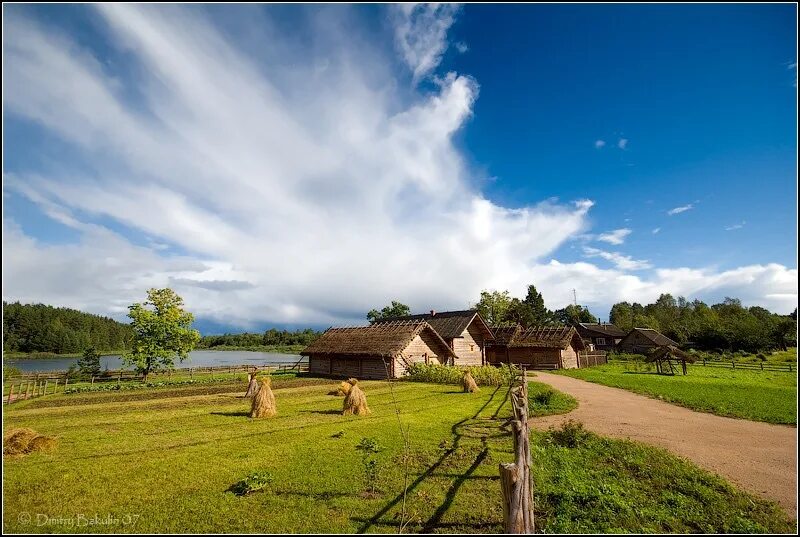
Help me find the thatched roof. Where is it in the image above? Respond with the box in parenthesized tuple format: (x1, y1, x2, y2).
(646, 345, 695, 363)
(576, 322, 626, 338)
(626, 328, 680, 347)
(301, 321, 456, 359)
(489, 324, 585, 351)
(373, 309, 494, 341)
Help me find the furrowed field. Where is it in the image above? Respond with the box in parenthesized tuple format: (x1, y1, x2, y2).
(555, 362, 797, 425)
(2, 377, 792, 533)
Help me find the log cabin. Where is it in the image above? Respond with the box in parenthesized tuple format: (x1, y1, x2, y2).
(574, 322, 626, 351)
(617, 327, 679, 353)
(486, 324, 586, 369)
(300, 320, 457, 379)
(372, 309, 494, 366)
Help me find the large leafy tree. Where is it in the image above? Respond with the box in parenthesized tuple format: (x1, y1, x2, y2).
(367, 301, 411, 322)
(552, 304, 596, 325)
(124, 288, 200, 381)
(473, 290, 512, 326)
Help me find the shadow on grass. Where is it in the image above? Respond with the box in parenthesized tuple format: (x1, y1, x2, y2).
(210, 411, 250, 417)
(300, 409, 343, 415)
(356, 384, 510, 534)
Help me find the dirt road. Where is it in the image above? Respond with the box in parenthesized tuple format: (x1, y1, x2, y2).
(528, 372, 798, 520)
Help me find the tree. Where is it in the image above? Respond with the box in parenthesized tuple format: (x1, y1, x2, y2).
(473, 290, 512, 326)
(552, 304, 596, 325)
(77, 346, 102, 378)
(523, 285, 553, 325)
(124, 288, 200, 381)
(367, 301, 411, 322)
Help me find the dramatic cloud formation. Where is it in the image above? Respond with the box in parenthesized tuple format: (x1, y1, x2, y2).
(667, 203, 695, 215)
(2, 4, 797, 328)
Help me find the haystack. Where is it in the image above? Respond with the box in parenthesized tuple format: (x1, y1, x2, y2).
(244, 372, 260, 398)
(250, 377, 277, 418)
(328, 379, 354, 396)
(462, 371, 479, 393)
(342, 379, 370, 416)
(4, 428, 57, 456)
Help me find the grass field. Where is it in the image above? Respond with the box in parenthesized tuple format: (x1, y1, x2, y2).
(2, 377, 792, 533)
(555, 363, 797, 425)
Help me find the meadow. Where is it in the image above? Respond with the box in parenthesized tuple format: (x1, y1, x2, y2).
(2, 377, 792, 533)
(556, 362, 797, 425)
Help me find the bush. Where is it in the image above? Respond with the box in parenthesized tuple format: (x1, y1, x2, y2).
(3, 366, 21, 381)
(228, 471, 273, 496)
(546, 420, 591, 448)
(404, 363, 518, 386)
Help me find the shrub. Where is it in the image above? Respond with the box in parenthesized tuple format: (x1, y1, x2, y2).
(228, 471, 273, 496)
(404, 363, 518, 386)
(546, 420, 591, 448)
(3, 366, 21, 381)
(355, 437, 384, 495)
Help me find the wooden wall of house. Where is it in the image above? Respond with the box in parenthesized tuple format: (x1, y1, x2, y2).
(307, 354, 392, 380)
(619, 332, 658, 353)
(560, 345, 579, 369)
(309, 355, 330, 375)
(504, 347, 561, 367)
(452, 324, 485, 365)
(396, 333, 445, 377)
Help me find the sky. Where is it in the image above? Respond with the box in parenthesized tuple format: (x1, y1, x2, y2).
(2, 3, 797, 333)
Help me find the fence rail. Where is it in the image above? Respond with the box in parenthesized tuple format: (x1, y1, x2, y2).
(3, 361, 309, 404)
(608, 356, 794, 372)
(578, 351, 607, 368)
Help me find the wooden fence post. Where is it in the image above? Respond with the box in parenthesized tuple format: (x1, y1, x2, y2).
(91, 376, 95, 385)
(43, 379, 49, 396)
(499, 366, 534, 533)
(25, 381, 31, 399)
(64, 377, 69, 393)
(53, 379, 59, 394)
(7, 384, 14, 404)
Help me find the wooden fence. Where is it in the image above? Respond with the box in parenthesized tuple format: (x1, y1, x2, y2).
(3, 361, 309, 404)
(578, 351, 607, 368)
(608, 356, 794, 372)
(499, 366, 534, 533)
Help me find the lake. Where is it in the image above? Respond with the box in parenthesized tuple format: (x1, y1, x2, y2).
(4, 350, 305, 373)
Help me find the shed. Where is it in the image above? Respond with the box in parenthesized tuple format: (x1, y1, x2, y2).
(486, 325, 586, 369)
(575, 322, 626, 351)
(618, 328, 679, 353)
(301, 321, 457, 379)
(646, 345, 696, 375)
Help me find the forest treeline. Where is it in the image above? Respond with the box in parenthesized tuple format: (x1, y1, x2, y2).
(610, 295, 797, 352)
(2, 301, 133, 354)
(197, 328, 321, 349)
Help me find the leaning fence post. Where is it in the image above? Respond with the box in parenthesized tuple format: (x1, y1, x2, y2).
(64, 377, 69, 393)
(43, 379, 49, 396)
(7, 384, 14, 404)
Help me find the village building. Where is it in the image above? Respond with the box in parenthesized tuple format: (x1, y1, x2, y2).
(372, 309, 494, 366)
(301, 321, 457, 379)
(617, 327, 680, 353)
(574, 322, 626, 351)
(486, 324, 587, 369)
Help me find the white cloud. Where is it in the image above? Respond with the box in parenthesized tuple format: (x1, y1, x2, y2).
(596, 228, 631, 245)
(667, 203, 695, 215)
(617, 138, 628, 149)
(582, 247, 652, 271)
(594, 139, 606, 149)
(652, 227, 661, 234)
(391, 3, 461, 83)
(455, 41, 469, 54)
(789, 62, 797, 88)
(2, 4, 797, 330)
(725, 221, 746, 231)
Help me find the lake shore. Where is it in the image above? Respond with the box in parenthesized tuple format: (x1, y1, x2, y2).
(3, 345, 305, 360)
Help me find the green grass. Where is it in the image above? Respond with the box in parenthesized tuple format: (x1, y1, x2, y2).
(556, 363, 797, 425)
(3, 378, 792, 533)
(528, 381, 578, 417)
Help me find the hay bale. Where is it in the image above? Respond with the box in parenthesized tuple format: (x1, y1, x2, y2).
(250, 377, 277, 418)
(462, 371, 479, 393)
(342, 379, 370, 416)
(328, 380, 354, 396)
(244, 372, 260, 398)
(4, 428, 56, 456)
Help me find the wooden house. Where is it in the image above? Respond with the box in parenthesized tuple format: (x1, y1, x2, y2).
(575, 322, 626, 351)
(300, 321, 456, 379)
(617, 328, 679, 353)
(372, 310, 494, 366)
(486, 325, 586, 369)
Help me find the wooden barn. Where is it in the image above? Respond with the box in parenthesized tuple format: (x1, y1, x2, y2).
(617, 328, 680, 353)
(486, 325, 586, 369)
(372, 310, 494, 366)
(300, 321, 457, 379)
(575, 322, 626, 351)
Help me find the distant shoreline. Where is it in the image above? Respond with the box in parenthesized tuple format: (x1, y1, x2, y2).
(4, 345, 305, 361)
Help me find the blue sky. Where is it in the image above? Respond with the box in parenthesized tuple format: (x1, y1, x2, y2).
(2, 4, 797, 332)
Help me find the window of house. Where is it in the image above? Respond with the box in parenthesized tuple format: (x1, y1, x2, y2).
(596, 337, 606, 346)
(470, 344, 475, 352)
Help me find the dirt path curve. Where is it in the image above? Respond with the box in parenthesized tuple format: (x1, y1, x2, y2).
(528, 372, 797, 520)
